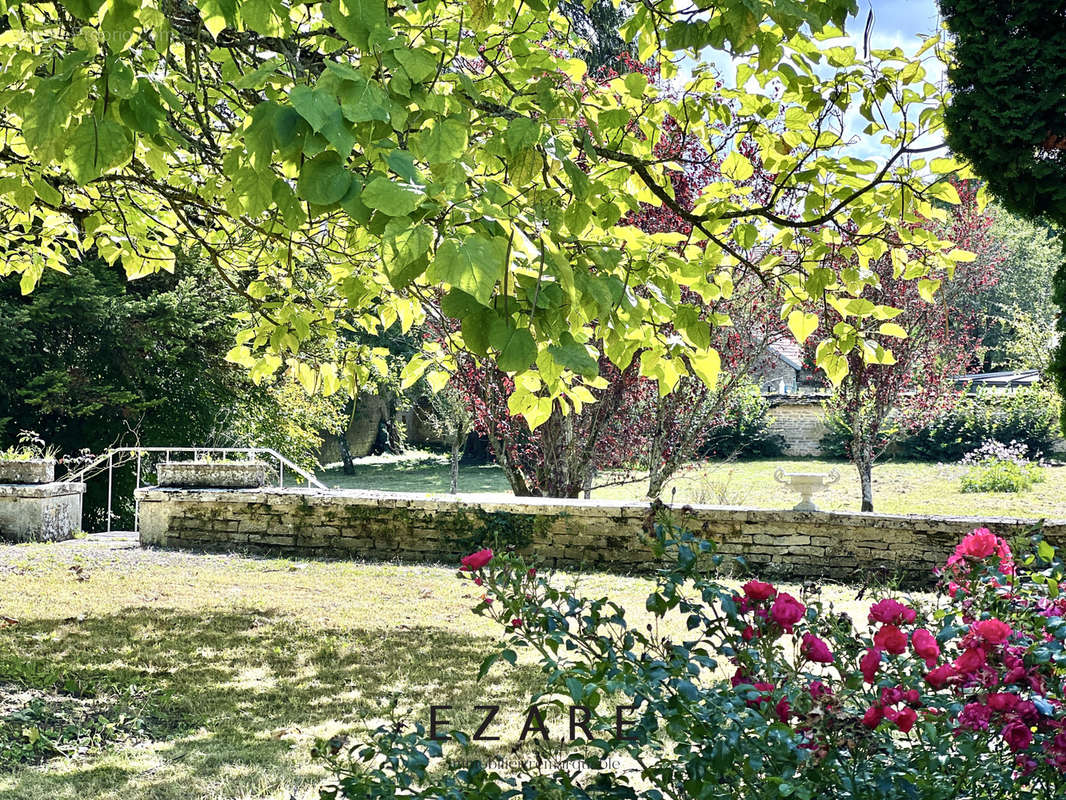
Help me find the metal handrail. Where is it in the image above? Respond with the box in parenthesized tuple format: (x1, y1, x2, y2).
(61, 446, 327, 533)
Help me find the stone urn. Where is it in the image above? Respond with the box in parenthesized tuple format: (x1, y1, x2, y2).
(0, 458, 56, 484)
(156, 460, 269, 489)
(774, 468, 840, 511)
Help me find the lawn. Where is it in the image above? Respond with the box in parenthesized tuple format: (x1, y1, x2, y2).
(0, 537, 896, 800)
(320, 454, 1066, 519)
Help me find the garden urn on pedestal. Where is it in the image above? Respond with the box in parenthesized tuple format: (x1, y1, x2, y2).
(774, 469, 840, 511)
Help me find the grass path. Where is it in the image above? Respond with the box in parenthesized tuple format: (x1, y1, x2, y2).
(0, 536, 895, 800)
(320, 454, 1066, 519)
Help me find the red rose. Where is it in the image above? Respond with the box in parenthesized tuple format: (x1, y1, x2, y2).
(868, 599, 917, 626)
(925, 664, 955, 689)
(770, 593, 805, 632)
(860, 648, 882, 684)
(953, 647, 987, 675)
(742, 580, 777, 602)
(972, 618, 1012, 645)
(988, 693, 1020, 713)
(911, 628, 940, 667)
(862, 705, 884, 728)
(511, 618, 523, 627)
(461, 548, 494, 571)
(874, 624, 908, 655)
(800, 633, 835, 664)
(1002, 719, 1033, 752)
(895, 707, 918, 734)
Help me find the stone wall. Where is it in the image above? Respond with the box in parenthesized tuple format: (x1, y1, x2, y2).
(767, 395, 829, 457)
(0, 482, 85, 542)
(135, 487, 1066, 586)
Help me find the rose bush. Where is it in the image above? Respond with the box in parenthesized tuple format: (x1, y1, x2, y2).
(318, 523, 1066, 800)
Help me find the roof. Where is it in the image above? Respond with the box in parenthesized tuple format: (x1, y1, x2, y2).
(767, 338, 804, 371)
(952, 370, 1043, 387)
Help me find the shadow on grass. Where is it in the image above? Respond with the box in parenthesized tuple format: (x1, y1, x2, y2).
(1, 608, 544, 800)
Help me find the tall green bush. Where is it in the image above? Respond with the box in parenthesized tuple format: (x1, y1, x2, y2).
(698, 384, 785, 460)
(896, 387, 1061, 462)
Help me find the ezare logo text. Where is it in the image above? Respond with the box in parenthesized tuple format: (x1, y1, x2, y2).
(426, 702, 641, 743)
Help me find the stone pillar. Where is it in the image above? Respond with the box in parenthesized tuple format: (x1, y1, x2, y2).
(0, 481, 86, 542)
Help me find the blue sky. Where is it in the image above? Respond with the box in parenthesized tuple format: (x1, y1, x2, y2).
(866, 0, 941, 45)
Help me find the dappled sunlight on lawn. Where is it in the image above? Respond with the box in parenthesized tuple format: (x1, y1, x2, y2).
(321, 453, 1066, 519)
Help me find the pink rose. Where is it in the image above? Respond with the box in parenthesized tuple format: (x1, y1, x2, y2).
(972, 618, 1012, 645)
(742, 580, 777, 602)
(868, 599, 917, 626)
(874, 624, 908, 655)
(911, 628, 940, 667)
(769, 593, 805, 632)
(960, 529, 998, 559)
(461, 548, 494, 571)
(954, 647, 987, 675)
(800, 633, 835, 664)
(860, 648, 882, 684)
(925, 664, 955, 689)
(1002, 719, 1033, 752)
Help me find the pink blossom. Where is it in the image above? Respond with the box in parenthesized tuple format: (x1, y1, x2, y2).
(972, 618, 1012, 645)
(460, 549, 494, 571)
(925, 664, 955, 689)
(911, 628, 940, 667)
(868, 598, 917, 626)
(874, 624, 908, 655)
(800, 633, 835, 664)
(987, 693, 1020, 713)
(860, 648, 882, 684)
(954, 647, 987, 675)
(769, 593, 805, 632)
(742, 580, 776, 602)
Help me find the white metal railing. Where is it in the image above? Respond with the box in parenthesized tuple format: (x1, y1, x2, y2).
(63, 447, 327, 533)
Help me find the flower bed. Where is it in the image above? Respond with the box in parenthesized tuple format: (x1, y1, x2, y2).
(318, 522, 1066, 799)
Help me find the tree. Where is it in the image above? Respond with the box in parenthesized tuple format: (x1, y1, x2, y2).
(804, 183, 1000, 511)
(0, 255, 345, 526)
(940, 0, 1066, 428)
(1, 0, 971, 433)
(418, 383, 474, 494)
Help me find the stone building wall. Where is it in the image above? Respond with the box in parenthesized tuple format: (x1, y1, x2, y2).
(766, 395, 829, 457)
(135, 487, 1066, 586)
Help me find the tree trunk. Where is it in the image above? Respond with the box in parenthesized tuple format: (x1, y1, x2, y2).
(449, 440, 460, 494)
(857, 458, 874, 512)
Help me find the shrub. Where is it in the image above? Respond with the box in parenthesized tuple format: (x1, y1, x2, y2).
(897, 387, 1062, 462)
(318, 522, 1066, 799)
(960, 440, 1046, 494)
(698, 384, 786, 459)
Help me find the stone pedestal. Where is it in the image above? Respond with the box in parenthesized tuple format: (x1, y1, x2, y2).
(0, 481, 86, 542)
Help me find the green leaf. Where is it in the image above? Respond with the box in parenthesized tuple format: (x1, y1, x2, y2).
(878, 322, 907, 338)
(548, 333, 598, 377)
(361, 176, 420, 216)
(394, 48, 438, 83)
(429, 236, 507, 306)
(327, 0, 388, 50)
(492, 323, 537, 372)
(787, 310, 818, 344)
(383, 221, 433, 289)
(296, 151, 352, 205)
(334, 72, 391, 123)
(410, 117, 469, 164)
(65, 117, 134, 185)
